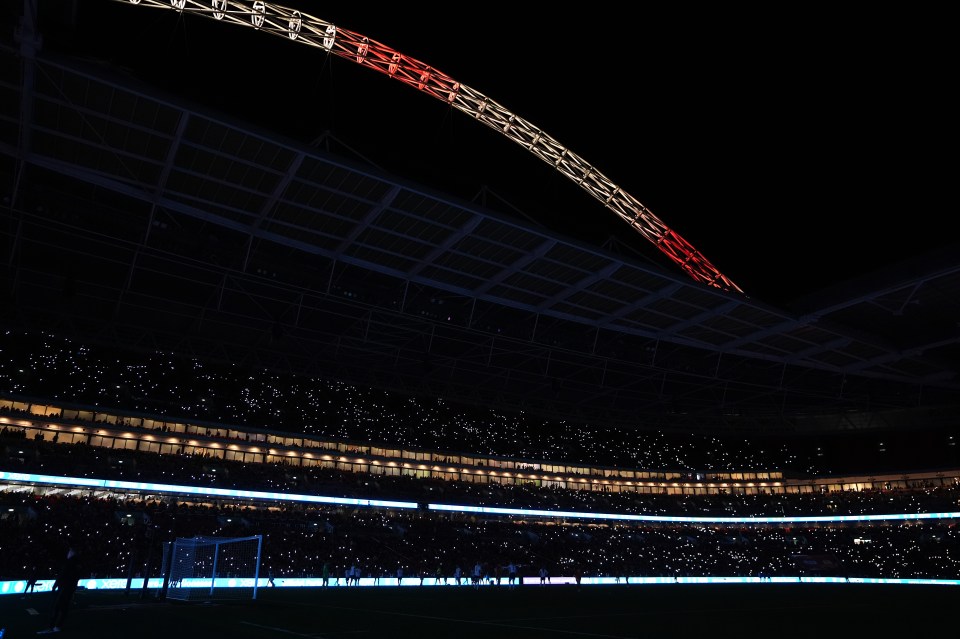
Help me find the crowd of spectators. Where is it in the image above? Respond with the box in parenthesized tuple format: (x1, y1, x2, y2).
(2, 330, 958, 477)
(3, 328, 960, 587)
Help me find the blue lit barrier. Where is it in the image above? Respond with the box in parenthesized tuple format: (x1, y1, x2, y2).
(6, 469, 960, 524)
(3, 575, 958, 596)
(0, 578, 162, 596)
(0, 471, 419, 509)
(427, 502, 960, 524)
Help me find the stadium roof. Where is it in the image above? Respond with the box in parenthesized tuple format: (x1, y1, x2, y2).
(1, 2, 958, 434)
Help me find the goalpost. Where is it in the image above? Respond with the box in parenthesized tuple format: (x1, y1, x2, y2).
(162, 535, 263, 602)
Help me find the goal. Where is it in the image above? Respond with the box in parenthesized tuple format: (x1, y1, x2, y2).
(162, 535, 263, 602)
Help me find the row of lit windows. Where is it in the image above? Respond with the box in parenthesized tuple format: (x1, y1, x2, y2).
(1, 398, 783, 482)
(2, 398, 957, 497)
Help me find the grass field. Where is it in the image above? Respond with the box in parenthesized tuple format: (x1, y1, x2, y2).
(0, 582, 954, 638)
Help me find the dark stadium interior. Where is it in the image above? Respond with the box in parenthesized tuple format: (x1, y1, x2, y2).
(2, 0, 959, 433)
(1, 2, 959, 637)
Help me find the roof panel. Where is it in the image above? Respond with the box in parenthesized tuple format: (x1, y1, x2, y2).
(450, 233, 528, 268)
(474, 217, 550, 253)
(417, 264, 487, 291)
(431, 253, 502, 284)
(392, 190, 477, 228)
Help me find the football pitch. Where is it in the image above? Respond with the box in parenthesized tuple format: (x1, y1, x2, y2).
(0, 582, 953, 638)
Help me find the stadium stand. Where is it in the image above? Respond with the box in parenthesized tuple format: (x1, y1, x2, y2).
(2, 331, 960, 589)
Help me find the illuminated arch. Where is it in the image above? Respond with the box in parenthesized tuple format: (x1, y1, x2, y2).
(112, 0, 743, 294)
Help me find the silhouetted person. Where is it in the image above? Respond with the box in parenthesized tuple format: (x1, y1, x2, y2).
(38, 547, 81, 634)
(23, 565, 39, 596)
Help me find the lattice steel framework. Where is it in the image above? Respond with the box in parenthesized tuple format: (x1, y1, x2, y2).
(113, 0, 743, 294)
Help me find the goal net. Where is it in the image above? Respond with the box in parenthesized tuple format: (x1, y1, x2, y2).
(163, 535, 263, 602)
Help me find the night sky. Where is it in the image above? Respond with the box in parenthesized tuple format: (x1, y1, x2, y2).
(23, 1, 956, 306)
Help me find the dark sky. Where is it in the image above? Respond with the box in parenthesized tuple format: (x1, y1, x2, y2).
(30, 1, 956, 306)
